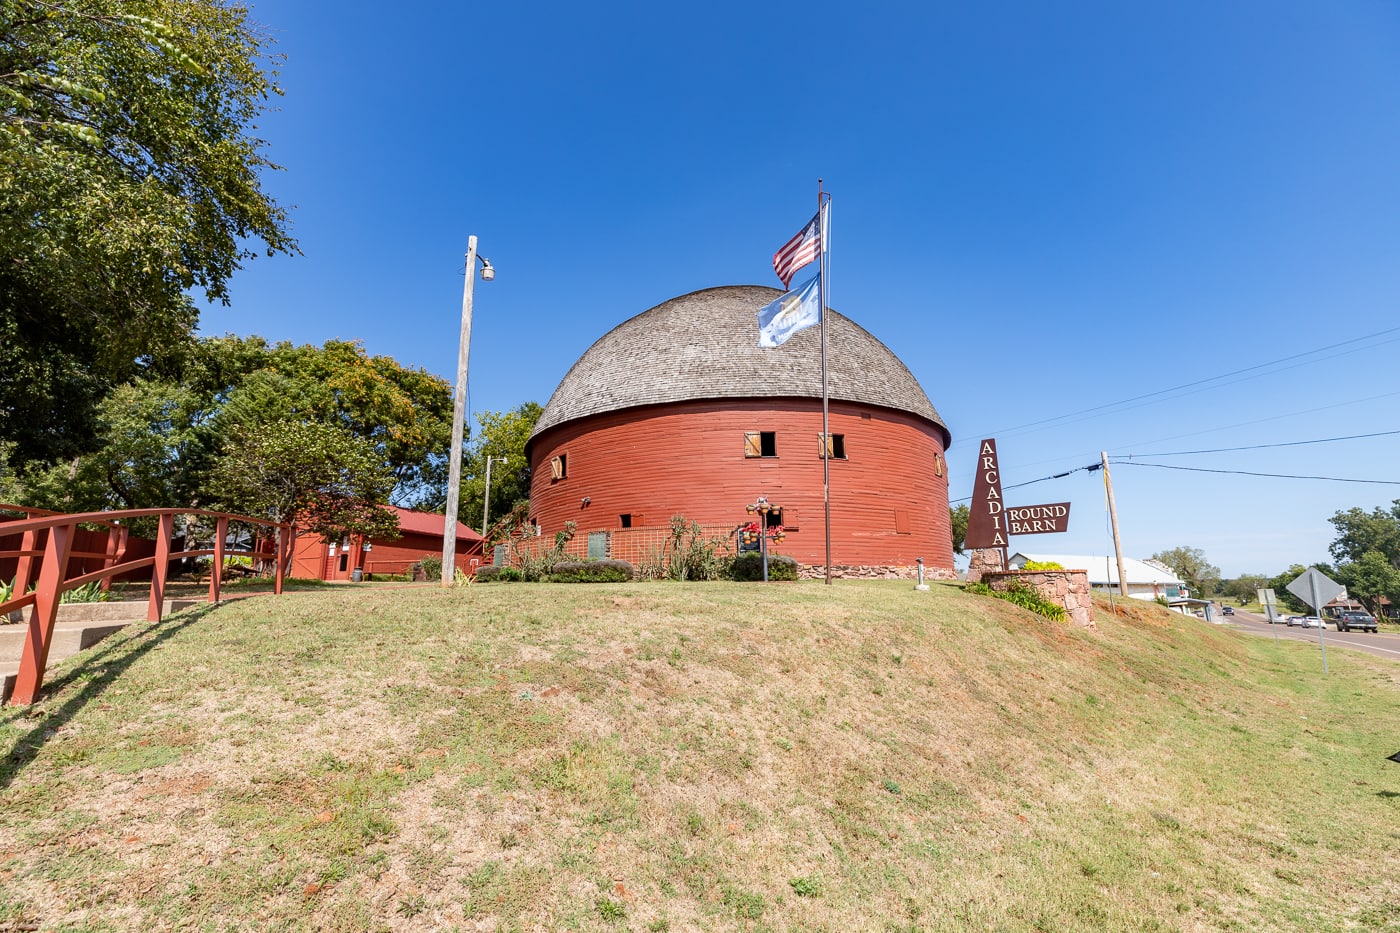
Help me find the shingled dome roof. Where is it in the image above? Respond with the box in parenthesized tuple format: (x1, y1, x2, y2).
(531, 285, 950, 446)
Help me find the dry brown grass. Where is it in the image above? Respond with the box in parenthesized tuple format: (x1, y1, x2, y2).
(1, 581, 1398, 931)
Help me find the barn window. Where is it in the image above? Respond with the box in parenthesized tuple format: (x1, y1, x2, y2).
(819, 434, 846, 459)
(620, 514, 632, 528)
(550, 454, 567, 480)
(934, 453, 944, 477)
(894, 509, 911, 534)
(745, 432, 777, 458)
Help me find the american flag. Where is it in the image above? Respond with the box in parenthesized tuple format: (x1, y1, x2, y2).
(772, 211, 821, 288)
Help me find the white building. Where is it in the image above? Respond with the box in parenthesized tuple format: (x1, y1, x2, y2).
(1008, 553, 1188, 601)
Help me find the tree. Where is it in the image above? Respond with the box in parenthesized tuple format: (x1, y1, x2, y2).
(1334, 551, 1400, 619)
(1329, 502, 1400, 569)
(209, 421, 399, 559)
(1219, 573, 1269, 605)
(949, 504, 969, 556)
(421, 403, 542, 533)
(1, 0, 295, 466)
(1265, 564, 1312, 614)
(1148, 546, 1221, 597)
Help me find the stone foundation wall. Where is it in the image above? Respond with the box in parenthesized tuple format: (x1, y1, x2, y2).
(980, 568, 1095, 628)
(798, 564, 959, 581)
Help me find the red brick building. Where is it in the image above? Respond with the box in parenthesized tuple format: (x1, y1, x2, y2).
(526, 286, 955, 576)
(290, 506, 484, 581)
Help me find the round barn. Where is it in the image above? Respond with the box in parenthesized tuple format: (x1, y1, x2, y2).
(525, 285, 955, 577)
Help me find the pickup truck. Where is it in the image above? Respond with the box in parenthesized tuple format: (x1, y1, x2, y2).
(1336, 610, 1379, 634)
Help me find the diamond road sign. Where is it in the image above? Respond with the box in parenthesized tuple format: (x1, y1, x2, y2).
(1286, 567, 1345, 612)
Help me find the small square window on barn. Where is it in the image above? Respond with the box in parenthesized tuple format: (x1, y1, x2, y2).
(894, 509, 911, 534)
(620, 514, 632, 528)
(744, 432, 778, 458)
(819, 434, 846, 459)
(550, 454, 567, 480)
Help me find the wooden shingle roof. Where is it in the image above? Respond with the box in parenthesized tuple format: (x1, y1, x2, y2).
(531, 285, 950, 446)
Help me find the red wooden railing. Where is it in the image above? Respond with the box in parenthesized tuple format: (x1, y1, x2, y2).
(1, 507, 291, 706)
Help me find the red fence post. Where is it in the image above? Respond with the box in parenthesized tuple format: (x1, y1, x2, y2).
(210, 517, 227, 604)
(12, 528, 38, 600)
(99, 525, 121, 592)
(9, 523, 74, 706)
(148, 512, 174, 623)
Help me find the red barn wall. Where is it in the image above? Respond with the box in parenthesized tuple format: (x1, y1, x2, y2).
(290, 531, 483, 581)
(528, 399, 953, 570)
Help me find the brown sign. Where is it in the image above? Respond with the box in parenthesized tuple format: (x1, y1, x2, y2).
(964, 438, 1007, 550)
(1006, 502, 1071, 535)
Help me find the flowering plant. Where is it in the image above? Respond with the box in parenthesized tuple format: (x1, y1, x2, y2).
(739, 522, 784, 538)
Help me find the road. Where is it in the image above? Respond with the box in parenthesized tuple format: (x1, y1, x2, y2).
(1223, 608, 1400, 663)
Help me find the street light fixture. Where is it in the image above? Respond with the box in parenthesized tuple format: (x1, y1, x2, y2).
(442, 236, 494, 586)
(482, 456, 509, 537)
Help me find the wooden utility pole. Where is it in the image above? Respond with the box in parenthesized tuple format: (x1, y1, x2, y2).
(1101, 451, 1130, 600)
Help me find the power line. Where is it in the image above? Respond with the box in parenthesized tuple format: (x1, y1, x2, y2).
(1111, 460, 1400, 486)
(1124, 428, 1400, 458)
(950, 462, 1100, 504)
(966, 324, 1400, 440)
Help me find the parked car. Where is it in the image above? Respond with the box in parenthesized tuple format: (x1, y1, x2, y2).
(1298, 616, 1324, 629)
(1336, 610, 1379, 634)
(1285, 615, 1303, 626)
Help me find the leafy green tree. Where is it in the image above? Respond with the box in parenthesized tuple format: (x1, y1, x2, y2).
(1220, 573, 1269, 605)
(950, 504, 969, 555)
(1329, 502, 1400, 569)
(0, 0, 295, 466)
(420, 403, 542, 532)
(1265, 564, 1312, 614)
(1149, 546, 1221, 597)
(1334, 551, 1400, 619)
(209, 421, 399, 564)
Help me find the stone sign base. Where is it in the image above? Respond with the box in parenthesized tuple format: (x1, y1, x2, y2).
(979, 568, 1095, 628)
(966, 548, 1005, 584)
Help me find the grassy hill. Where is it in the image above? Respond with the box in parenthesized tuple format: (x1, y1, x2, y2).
(1, 581, 1398, 931)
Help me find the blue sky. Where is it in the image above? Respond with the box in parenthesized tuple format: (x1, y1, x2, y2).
(204, 1, 1400, 577)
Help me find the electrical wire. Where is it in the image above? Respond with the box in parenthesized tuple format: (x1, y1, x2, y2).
(950, 462, 1100, 504)
(1121, 428, 1400, 458)
(1111, 460, 1400, 486)
(965, 325, 1400, 440)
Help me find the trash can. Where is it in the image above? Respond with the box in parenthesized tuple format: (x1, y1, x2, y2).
(351, 568, 363, 583)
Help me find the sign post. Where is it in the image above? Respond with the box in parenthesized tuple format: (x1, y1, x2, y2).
(1286, 568, 1345, 674)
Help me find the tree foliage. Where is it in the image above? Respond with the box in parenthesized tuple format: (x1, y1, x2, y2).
(1149, 546, 1221, 597)
(949, 504, 969, 555)
(0, 0, 295, 464)
(209, 421, 398, 543)
(1333, 551, 1400, 619)
(421, 403, 542, 532)
(0, 335, 451, 513)
(1328, 502, 1400, 568)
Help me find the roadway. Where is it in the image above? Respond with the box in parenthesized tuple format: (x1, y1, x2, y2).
(1222, 608, 1400, 663)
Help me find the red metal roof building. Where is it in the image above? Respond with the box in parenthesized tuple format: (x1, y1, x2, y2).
(289, 505, 484, 581)
(525, 286, 955, 578)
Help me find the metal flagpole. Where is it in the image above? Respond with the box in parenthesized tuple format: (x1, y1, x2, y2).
(818, 182, 832, 585)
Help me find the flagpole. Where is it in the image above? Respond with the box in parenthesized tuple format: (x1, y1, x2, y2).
(818, 185, 832, 585)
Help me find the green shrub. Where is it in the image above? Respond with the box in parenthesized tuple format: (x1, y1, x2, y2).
(60, 581, 112, 604)
(548, 560, 634, 583)
(417, 553, 443, 581)
(967, 580, 1067, 622)
(1020, 560, 1064, 572)
(730, 552, 800, 582)
(475, 565, 524, 583)
(496, 566, 524, 583)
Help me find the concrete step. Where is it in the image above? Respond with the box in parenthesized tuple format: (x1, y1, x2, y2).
(1, 598, 202, 704)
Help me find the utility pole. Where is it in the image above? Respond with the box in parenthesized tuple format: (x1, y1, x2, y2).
(444, 236, 489, 586)
(1101, 451, 1130, 600)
